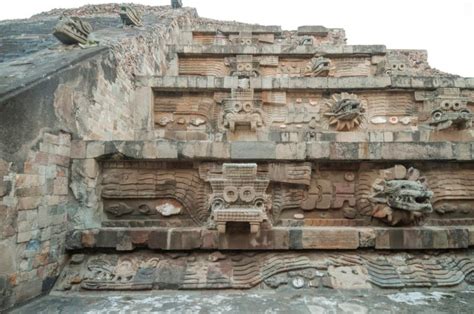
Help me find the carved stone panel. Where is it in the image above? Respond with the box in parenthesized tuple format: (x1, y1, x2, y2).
(101, 161, 210, 226)
(416, 88, 473, 131)
(56, 251, 474, 291)
(205, 163, 271, 233)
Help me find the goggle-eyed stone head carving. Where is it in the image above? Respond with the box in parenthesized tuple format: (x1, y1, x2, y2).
(223, 99, 264, 132)
(429, 98, 472, 130)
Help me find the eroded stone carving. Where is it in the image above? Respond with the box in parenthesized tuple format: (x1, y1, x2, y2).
(416, 88, 473, 131)
(56, 252, 474, 291)
(222, 89, 264, 132)
(225, 55, 260, 77)
(206, 163, 270, 233)
(303, 55, 331, 77)
(101, 162, 209, 224)
(53, 16, 93, 45)
(82, 256, 160, 290)
(429, 98, 472, 130)
(323, 93, 366, 131)
(119, 6, 142, 27)
(368, 165, 433, 226)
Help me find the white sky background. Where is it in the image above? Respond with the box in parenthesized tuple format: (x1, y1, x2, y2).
(1, 0, 473, 77)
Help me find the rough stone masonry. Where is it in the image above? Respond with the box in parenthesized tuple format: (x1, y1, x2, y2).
(1, 2, 474, 311)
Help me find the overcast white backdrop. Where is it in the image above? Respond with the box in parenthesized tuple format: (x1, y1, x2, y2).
(1, 0, 473, 77)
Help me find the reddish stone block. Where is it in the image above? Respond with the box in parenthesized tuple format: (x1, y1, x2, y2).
(81, 230, 98, 248)
(201, 229, 218, 249)
(168, 228, 201, 250)
(375, 227, 469, 249)
(130, 230, 150, 246)
(148, 229, 168, 249)
(301, 228, 359, 249)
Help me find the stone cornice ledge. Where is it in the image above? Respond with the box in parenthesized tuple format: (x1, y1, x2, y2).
(73, 140, 473, 161)
(136, 75, 474, 90)
(171, 44, 387, 56)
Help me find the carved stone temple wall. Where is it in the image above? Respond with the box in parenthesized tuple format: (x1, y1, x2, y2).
(1, 3, 474, 311)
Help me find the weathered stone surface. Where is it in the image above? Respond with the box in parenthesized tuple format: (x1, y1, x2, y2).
(1, 2, 474, 311)
(375, 228, 469, 249)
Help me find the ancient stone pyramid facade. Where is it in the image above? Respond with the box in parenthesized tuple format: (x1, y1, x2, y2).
(1, 3, 474, 310)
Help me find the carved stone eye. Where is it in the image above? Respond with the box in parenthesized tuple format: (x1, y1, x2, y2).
(211, 198, 225, 211)
(239, 186, 256, 202)
(245, 63, 252, 71)
(237, 63, 245, 71)
(234, 102, 243, 112)
(441, 101, 451, 110)
(453, 102, 461, 111)
(243, 102, 253, 113)
(223, 186, 239, 203)
(432, 110, 443, 121)
(398, 64, 405, 71)
(254, 198, 265, 210)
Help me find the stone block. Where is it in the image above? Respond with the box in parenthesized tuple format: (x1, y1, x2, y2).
(297, 25, 328, 36)
(201, 229, 218, 249)
(14, 280, 43, 304)
(336, 132, 367, 142)
(168, 228, 201, 250)
(37, 206, 49, 229)
(217, 229, 288, 250)
(81, 229, 99, 248)
(17, 231, 33, 243)
(306, 142, 330, 159)
(180, 142, 230, 159)
(95, 229, 118, 248)
(380, 143, 454, 160)
(86, 142, 105, 158)
(53, 177, 69, 195)
(130, 230, 150, 246)
(301, 228, 359, 249)
(156, 141, 178, 159)
(116, 231, 133, 251)
(0, 240, 16, 274)
(231, 142, 276, 159)
(375, 228, 469, 249)
(330, 143, 358, 160)
(275, 143, 305, 160)
(148, 229, 168, 249)
(83, 159, 99, 178)
(65, 230, 83, 250)
(17, 197, 41, 210)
